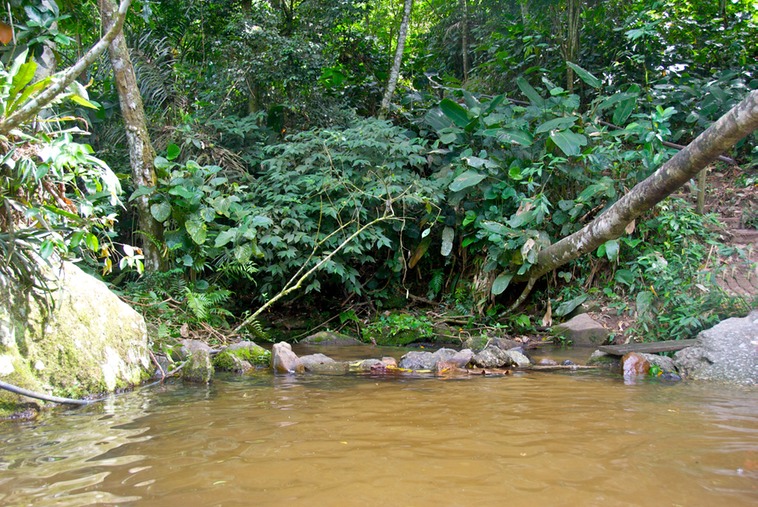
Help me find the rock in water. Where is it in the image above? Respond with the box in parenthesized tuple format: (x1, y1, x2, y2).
(271, 342, 304, 374)
(622, 352, 650, 377)
(674, 311, 758, 385)
(552, 314, 609, 346)
(0, 261, 150, 416)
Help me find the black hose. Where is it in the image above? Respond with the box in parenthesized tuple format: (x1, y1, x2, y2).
(0, 379, 99, 406)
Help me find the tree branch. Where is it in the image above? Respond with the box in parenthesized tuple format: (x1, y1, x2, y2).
(0, 0, 132, 136)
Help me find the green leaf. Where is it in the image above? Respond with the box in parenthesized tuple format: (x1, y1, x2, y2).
(39, 239, 55, 259)
(166, 143, 181, 161)
(554, 294, 588, 317)
(129, 186, 155, 202)
(185, 217, 207, 245)
(9, 60, 38, 102)
(516, 77, 544, 107)
(215, 228, 237, 248)
(424, 108, 453, 132)
(603, 239, 620, 261)
(566, 61, 601, 89)
(234, 242, 253, 263)
(85, 233, 99, 252)
(449, 170, 486, 192)
(535, 116, 577, 134)
(613, 85, 639, 125)
(439, 98, 470, 128)
(491, 272, 513, 295)
(150, 201, 172, 222)
(69, 93, 98, 109)
(496, 129, 533, 147)
(549, 130, 587, 157)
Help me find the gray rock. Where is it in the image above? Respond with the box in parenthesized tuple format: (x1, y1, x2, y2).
(300, 353, 336, 371)
(300, 331, 362, 346)
(472, 345, 510, 368)
(398, 351, 434, 370)
(552, 314, 609, 346)
(179, 339, 213, 358)
(0, 261, 149, 414)
(448, 349, 474, 367)
(674, 311, 758, 385)
(398, 348, 460, 370)
(503, 349, 531, 367)
(183, 347, 214, 383)
(271, 342, 304, 374)
(355, 358, 384, 371)
(491, 337, 520, 351)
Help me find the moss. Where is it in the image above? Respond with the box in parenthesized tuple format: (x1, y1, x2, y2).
(213, 345, 271, 371)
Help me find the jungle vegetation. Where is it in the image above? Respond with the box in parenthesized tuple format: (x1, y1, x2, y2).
(1, 0, 757, 346)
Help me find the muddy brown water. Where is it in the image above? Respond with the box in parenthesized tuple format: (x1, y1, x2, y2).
(1, 345, 756, 507)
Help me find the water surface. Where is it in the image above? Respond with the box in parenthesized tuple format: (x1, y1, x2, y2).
(1, 356, 756, 506)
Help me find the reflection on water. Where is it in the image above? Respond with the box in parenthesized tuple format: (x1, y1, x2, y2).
(1, 366, 756, 506)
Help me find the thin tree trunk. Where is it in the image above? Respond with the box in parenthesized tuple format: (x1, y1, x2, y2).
(100, 0, 164, 271)
(516, 90, 758, 283)
(559, 0, 582, 93)
(379, 0, 413, 118)
(461, 0, 470, 82)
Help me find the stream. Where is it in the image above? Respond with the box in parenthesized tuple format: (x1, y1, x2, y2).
(1, 345, 756, 506)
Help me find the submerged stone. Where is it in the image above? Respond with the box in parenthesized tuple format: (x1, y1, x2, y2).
(622, 352, 650, 377)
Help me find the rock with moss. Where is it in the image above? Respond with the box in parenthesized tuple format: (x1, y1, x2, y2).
(182, 343, 214, 384)
(213, 341, 270, 373)
(300, 331, 362, 346)
(0, 261, 150, 418)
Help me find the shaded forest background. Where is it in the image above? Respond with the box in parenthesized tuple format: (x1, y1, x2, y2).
(1, 0, 756, 346)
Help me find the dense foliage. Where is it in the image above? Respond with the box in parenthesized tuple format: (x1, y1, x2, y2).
(1, 0, 756, 344)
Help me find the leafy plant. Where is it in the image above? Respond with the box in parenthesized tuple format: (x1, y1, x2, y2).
(363, 312, 435, 346)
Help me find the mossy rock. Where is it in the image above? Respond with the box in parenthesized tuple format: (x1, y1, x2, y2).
(300, 331, 362, 346)
(213, 341, 271, 372)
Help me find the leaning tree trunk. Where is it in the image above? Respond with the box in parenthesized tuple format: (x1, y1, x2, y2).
(99, 0, 164, 271)
(379, 0, 413, 118)
(516, 90, 758, 283)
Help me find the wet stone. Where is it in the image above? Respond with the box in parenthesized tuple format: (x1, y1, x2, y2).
(271, 342, 304, 374)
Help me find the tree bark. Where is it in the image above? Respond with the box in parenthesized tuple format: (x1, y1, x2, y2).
(461, 0, 470, 82)
(99, 0, 164, 271)
(379, 0, 413, 118)
(516, 90, 758, 282)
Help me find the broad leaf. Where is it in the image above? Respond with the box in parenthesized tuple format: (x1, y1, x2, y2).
(566, 61, 601, 89)
(185, 217, 207, 245)
(440, 98, 470, 128)
(516, 77, 544, 107)
(449, 170, 486, 192)
(535, 116, 577, 134)
(554, 294, 589, 317)
(491, 272, 513, 295)
(497, 129, 533, 147)
(549, 130, 587, 157)
(424, 108, 453, 132)
(150, 201, 172, 222)
(166, 143, 181, 161)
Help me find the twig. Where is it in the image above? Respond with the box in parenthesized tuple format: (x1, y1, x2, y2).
(149, 349, 166, 381)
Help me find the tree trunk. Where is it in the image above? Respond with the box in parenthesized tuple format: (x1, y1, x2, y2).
(558, 0, 582, 93)
(461, 0, 470, 82)
(379, 0, 413, 118)
(99, 0, 164, 272)
(516, 90, 758, 283)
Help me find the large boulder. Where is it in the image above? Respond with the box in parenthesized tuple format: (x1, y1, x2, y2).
(552, 314, 609, 346)
(0, 262, 150, 417)
(674, 311, 758, 385)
